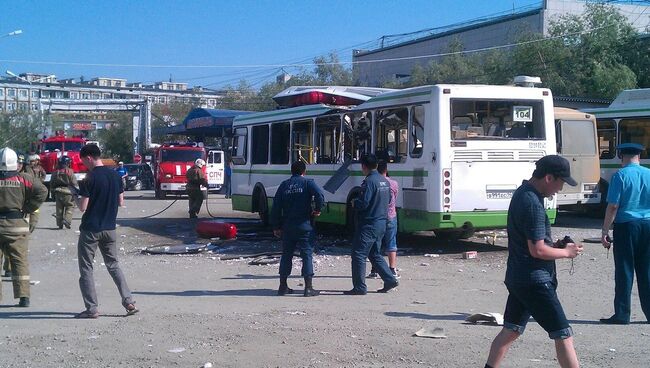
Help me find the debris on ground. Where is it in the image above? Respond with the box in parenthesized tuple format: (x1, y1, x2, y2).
(167, 347, 186, 353)
(414, 327, 447, 339)
(465, 312, 504, 326)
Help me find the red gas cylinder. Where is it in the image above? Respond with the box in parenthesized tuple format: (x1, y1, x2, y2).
(195, 220, 237, 239)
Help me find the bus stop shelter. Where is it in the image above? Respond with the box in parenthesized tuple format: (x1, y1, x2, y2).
(165, 108, 252, 147)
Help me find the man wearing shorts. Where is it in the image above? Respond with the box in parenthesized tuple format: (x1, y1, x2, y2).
(485, 155, 583, 368)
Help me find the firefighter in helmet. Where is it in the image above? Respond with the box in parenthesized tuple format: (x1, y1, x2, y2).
(0, 147, 48, 307)
(186, 158, 208, 219)
(50, 156, 78, 229)
(22, 154, 46, 232)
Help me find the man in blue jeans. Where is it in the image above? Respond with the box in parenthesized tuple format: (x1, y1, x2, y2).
(601, 143, 650, 325)
(73, 144, 138, 318)
(367, 160, 399, 279)
(271, 161, 324, 297)
(485, 155, 582, 368)
(345, 154, 398, 295)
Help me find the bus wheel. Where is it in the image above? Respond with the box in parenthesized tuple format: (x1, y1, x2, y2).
(258, 194, 269, 226)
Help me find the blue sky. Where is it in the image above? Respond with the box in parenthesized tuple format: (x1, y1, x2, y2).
(0, 0, 544, 89)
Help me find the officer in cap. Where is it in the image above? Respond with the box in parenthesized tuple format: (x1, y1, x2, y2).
(601, 143, 650, 324)
(186, 158, 208, 218)
(50, 156, 78, 229)
(0, 147, 48, 307)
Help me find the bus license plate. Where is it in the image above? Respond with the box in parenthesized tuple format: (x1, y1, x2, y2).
(486, 190, 514, 200)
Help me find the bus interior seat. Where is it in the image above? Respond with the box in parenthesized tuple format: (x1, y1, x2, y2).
(507, 126, 529, 138)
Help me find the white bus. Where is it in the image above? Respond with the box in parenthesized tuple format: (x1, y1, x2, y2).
(554, 107, 601, 209)
(585, 88, 650, 202)
(230, 83, 557, 236)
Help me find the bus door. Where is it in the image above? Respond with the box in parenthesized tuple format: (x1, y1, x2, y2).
(556, 116, 600, 206)
(207, 150, 225, 190)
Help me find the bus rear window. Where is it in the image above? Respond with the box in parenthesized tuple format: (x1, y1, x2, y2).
(450, 99, 545, 140)
(161, 150, 203, 162)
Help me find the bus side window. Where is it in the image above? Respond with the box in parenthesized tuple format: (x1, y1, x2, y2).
(343, 111, 372, 162)
(596, 119, 616, 159)
(271, 122, 290, 164)
(251, 125, 269, 165)
(376, 107, 408, 163)
(315, 114, 341, 164)
(292, 119, 314, 164)
(231, 127, 248, 165)
(410, 105, 425, 158)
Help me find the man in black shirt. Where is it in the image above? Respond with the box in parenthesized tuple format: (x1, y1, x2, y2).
(485, 155, 582, 368)
(73, 144, 137, 318)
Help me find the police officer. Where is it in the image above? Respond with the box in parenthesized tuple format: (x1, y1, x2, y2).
(50, 156, 78, 229)
(345, 153, 399, 295)
(22, 154, 45, 232)
(186, 158, 208, 219)
(0, 147, 48, 307)
(601, 143, 650, 325)
(270, 161, 324, 297)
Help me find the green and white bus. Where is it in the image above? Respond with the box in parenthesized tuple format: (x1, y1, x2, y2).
(585, 88, 650, 202)
(230, 81, 557, 236)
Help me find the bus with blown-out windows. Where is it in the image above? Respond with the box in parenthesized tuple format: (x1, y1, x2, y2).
(230, 79, 557, 237)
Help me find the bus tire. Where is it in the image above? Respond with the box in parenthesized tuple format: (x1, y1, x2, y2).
(253, 184, 269, 226)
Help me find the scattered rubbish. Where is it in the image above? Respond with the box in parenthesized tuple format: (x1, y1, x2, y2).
(583, 237, 604, 243)
(529, 359, 542, 362)
(168, 347, 186, 353)
(88, 335, 99, 340)
(609, 348, 616, 352)
(414, 327, 447, 339)
(410, 301, 426, 305)
(463, 251, 478, 259)
(457, 269, 463, 272)
(424, 254, 440, 258)
(248, 254, 281, 266)
(286, 311, 306, 315)
(29, 280, 40, 285)
(49, 250, 56, 254)
(56, 243, 61, 246)
(203, 363, 213, 368)
(420, 262, 430, 266)
(465, 312, 504, 326)
(141, 243, 208, 255)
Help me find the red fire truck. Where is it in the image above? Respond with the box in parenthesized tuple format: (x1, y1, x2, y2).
(37, 132, 89, 187)
(153, 142, 207, 199)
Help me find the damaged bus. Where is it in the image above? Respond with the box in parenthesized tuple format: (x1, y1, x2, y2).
(230, 81, 557, 236)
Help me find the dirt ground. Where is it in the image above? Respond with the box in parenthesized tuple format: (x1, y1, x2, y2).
(1, 192, 648, 368)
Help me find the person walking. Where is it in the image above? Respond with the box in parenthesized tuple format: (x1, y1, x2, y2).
(50, 156, 78, 229)
(345, 154, 399, 295)
(600, 143, 650, 325)
(270, 161, 324, 297)
(186, 158, 208, 219)
(368, 160, 399, 279)
(73, 144, 137, 318)
(116, 161, 128, 188)
(485, 155, 582, 368)
(0, 147, 48, 307)
(224, 159, 233, 199)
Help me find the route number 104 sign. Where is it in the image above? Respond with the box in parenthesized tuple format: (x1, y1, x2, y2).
(513, 106, 533, 122)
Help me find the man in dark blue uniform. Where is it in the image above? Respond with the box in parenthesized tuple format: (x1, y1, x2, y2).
(601, 143, 650, 325)
(345, 154, 398, 295)
(271, 161, 324, 297)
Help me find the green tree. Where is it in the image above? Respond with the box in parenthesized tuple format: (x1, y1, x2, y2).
(151, 101, 195, 143)
(98, 112, 134, 163)
(0, 111, 46, 154)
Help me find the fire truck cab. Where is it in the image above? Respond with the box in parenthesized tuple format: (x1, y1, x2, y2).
(37, 132, 89, 185)
(153, 142, 207, 199)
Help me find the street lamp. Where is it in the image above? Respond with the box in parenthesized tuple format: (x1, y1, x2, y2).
(6, 70, 55, 84)
(1, 29, 23, 38)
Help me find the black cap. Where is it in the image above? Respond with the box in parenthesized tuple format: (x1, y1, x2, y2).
(616, 143, 645, 156)
(535, 155, 577, 186)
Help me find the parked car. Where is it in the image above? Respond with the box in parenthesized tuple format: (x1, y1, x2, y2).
(124, 163, 154, 191)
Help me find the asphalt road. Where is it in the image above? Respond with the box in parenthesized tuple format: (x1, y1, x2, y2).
(0, 190, 647, 367)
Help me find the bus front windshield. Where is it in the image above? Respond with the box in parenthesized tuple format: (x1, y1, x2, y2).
(450, 99, 545, 140)
(161, 149, 203, 162)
